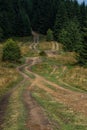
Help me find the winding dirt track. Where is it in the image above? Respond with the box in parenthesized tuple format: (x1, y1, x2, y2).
(22, 57, 53, 130)
(25, 57, 87, 116)
(0, 57, 87, 130)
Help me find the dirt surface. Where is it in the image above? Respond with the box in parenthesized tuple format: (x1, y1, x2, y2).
(25, 57, 87, 116)
(23, 89, 52, 130)
(0, 93, 10, 129)
(0, 56, 87, 130)
(23, 58, 53, 130)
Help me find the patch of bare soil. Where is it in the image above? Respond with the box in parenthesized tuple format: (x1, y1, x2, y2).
(25, 57, 87, 116)
(23, 89, 53, 130)
(23, 58, 53, 130)
(0, 93, 10, 130)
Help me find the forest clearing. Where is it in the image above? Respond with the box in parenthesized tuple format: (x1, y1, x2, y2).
(0, 0, 87, 129)
(0, 37, 87, 130)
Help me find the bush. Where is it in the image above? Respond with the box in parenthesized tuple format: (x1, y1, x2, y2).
(39, 51, 47, 56)
(2, 39, 21, 62)
(46, 29, 53, 41)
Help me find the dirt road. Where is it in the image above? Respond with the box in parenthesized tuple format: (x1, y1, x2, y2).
(0, 57, 87, 130)
(24, 57, 87, 116)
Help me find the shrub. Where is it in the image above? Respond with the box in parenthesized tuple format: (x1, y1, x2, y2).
(2, 39, 21, 62)
(46, 29, 53, 41)
(39, 51, 47, 56)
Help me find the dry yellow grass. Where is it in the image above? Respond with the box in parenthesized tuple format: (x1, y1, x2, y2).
(21, 45, 30, 56)
(32, 51, 87, 91)
(0, 66, 20, 97)
(0, 45, 21, 98)
(54, 52, 77, 64)
(60, 66, 87, 90)
(38, 41, 63, 51)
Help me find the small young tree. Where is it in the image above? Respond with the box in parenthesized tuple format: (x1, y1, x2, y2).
(2, 39, 21, 62)
(46, 29, 53, 41)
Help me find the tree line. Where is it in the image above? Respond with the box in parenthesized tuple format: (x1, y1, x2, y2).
(0, 0, 87, 66)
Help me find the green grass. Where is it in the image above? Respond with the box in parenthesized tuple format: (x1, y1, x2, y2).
(44, 83, 57, 91)
(32, 87, 87, 130)
(3, 80, 30, 130)
(31, 57, 87, 92)
(22, 66, 35, 79)
(0, 74, 23, 101)
(24, 70, 35, 79)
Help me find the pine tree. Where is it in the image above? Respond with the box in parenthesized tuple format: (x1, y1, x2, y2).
(78, 43, 87, 66)
(80, 1, 87, 28)
(46, 29, 53, 41)
(65, 0, 74, 19)
(59, 19, 82, 52)
(54, 1, 68, 41)
(19, 8, 31, 36)
(72, 0, 80, 20)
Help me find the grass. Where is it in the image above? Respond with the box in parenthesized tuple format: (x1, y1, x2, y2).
(3, 80, 30, 130)
(0, 44, 23, 99)
(0, 66, 23, 100)
(31, 55, 87, 92)
(44, 83, 57, 91)
(21, 44, 39, 57)
(32, 87, 87, 130)
(22, 67, 35, 79)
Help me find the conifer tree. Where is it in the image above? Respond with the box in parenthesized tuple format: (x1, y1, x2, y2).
(78, 43, 87, 66)
(46, 29, 53, 41)
(54, 1, 68, 41)
(59, 19, 82, 52)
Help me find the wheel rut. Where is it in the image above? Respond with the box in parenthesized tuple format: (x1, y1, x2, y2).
(23, 90, 52, 130)
(0, 56, 87, 130)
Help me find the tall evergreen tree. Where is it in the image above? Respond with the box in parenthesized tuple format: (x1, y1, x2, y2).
(72, 0, 80, 20)
(80, 1, 87, 28)
(54, 1, 68, 41)
(59, 19, 82, 52)
(78, 43, 87, 66)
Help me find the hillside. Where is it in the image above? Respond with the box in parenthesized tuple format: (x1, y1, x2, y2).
(0, 38, 87, 130)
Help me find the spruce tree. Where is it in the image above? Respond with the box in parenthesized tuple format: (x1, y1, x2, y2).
(78, 43, 87, 66)
(46, 29, 53, 41)
(80, 1, 87, 28)
(59, 19, 82, 52)
(54, 1, 68, 41)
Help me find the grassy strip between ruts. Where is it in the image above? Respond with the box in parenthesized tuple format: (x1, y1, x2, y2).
(31, 58, 87, 92)
(0, 74, 23, 102)
(23, 68, 35, 79)
(32, 87, 87, 130)
(2, 80, 30, 130)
